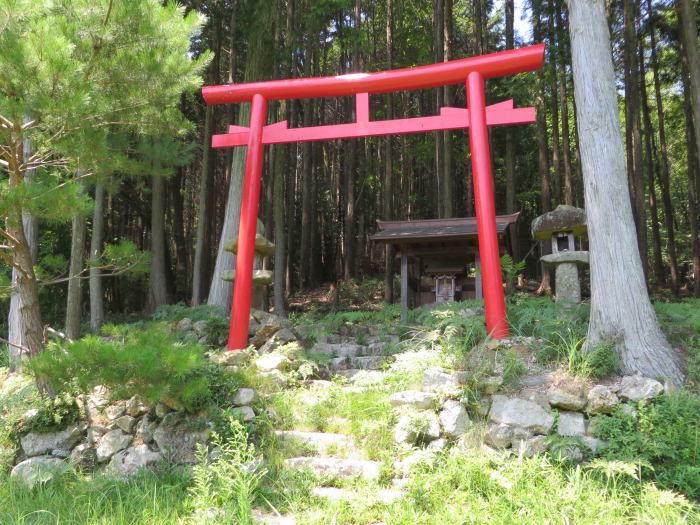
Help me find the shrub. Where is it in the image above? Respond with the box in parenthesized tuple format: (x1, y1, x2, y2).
(27, 326, 214, 413)
(593, 391, 700, 498)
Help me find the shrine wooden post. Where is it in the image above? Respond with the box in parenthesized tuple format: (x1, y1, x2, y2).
(202, 44, 545, 349)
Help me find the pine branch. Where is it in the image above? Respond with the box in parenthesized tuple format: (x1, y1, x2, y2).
(0, 336, 28, 354)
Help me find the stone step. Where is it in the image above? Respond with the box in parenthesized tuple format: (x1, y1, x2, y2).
(284, 457, 382, 480)
(334, 369, 386, 385)
(310, 342, 390, 359)
(311, 486, 404, 504)
(275, 430, 353, 455)
(329, 355, 392, 371)
(366, 335, 400, 346)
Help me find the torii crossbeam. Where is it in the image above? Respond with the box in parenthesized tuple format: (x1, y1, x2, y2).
(203, 44, 546, 350)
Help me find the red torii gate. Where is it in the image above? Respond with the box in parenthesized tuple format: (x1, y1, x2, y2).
(202, 44, 546, 350)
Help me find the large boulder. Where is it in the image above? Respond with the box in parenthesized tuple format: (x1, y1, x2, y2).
(96, 430, 132, 462)
(153, 412, 211, 464)
(233, 388, 259, 406)
(11, 456, 68, 487)
(69, 443, 97, 471)
(619, 376, 663, 402)
(135, 415, 158, 444)
(20, 425, 83, 457)
(108, 445, 163, 477)
(255, 352, 291, 372)
(422, 367, 466, 393)
(484, 423, 513, 449)
(512, 435, 548, 457)
(489, 395, 554, 434)
(258, 328, 297, 354)
(439, 400, 470, 438)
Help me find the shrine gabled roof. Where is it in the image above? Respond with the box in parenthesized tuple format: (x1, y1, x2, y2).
(370, 212, 520, 243)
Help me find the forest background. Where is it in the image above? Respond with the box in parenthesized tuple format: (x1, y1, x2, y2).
(1, 0, 699, 345)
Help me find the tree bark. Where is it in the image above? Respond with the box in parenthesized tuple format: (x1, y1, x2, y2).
(442, 0, 454, 218)
(147, 175, 169, 312)
(89, 180, 105, 332)
(65, 205, 87, 340)
(556, 1, 574, 206)
(647, 7, 678, 294)
(682, 52, 700, 298)
(678, 0, 700, 297)
(548, 5, 562, 203)
(384, 0, 395, 303)
(623, 0, 648, 280)
(567, 0, 684, 384)
(208, 3, 274, 308)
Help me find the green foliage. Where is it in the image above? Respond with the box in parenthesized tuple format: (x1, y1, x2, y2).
(655, 299, 700, 391)
(593, 392, 700, 498)
(499, 253, 526, 294)
(18, 392, 81, 434)
(536, 329, 619, 379)
(153, 303, 228, 323)
(189, 420, 266, 524)
(501, 350, 527, 387)
(27, 326, 214, 412)
(507, 295, 588, 340)
(0, 374, 41, 472)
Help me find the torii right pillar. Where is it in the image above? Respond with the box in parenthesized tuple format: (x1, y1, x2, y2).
(466, 71, 508, 339)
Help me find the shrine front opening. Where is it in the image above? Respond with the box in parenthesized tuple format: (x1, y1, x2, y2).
(202, 44, 545, 350)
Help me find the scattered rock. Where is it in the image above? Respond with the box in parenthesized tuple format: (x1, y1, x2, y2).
(439, 400, 470, 437)
(126, 396, 150, 417)
(233, 388, 259, 406)
(389, 390, 437, 410)
(192, 320, 208, 337)
(115, 415, 137, 434)
(108, 444, 163, 477)
(232, 406, 256, 422)
(475, 397, 492, 417)
(259, 328, 297, 354)
(69, 443, 97, 470)
(394, 410, 441, 445)
(482, 376, 503, 395)
(210, 350, 249, 367)
(176, 318, 193, 332)
(11, 456, 68, 487)
(20, 425, 83, 458)
(426, 438, 448, 452)
(96, 430, 132, 462)
(511, 426, 533, 443)
(489, 395, 554, 434)
(155, 403, 171, 418)
(557, 411, 586, 437)
(136, 415, 158, 444)
(513, 435, 548, 457)
(104, 403, 126, 421)
(153, 412, 210, 464)
(586, 385, 619, 414)
(87, 425, 109, 445)
(619, 376, 663, 402)
(423, 367, 464, 392)
(255, 353, 291, 372)
(581, 436, 604, 454)
(548, 384, 587, 411)
(484, 423, 513, 449)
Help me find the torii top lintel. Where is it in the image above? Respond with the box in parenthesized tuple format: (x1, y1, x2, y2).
(202, 44, 545, 104)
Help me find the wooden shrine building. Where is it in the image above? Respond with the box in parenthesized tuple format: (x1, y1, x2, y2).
(371, 212, 520, 320)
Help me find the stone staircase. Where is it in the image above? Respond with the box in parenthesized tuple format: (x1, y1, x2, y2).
(309, 333, 400, 380)
(253, 331, 404, 523)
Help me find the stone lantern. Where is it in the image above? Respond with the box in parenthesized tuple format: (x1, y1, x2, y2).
(531, 205, 589, 305)
(222, 231, 275, 310)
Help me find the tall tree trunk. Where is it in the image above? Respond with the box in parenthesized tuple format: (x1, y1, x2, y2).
(646, 6, 678, 294)
(505, 0, 516, 215)
(442, 0, 454, 218)
(384, 0, 395, 303)
(7, 132, 39, 370)
(682, 52, 700, 298)
(299, 43, 314, 289)
(65, 208, 87, 340)
(556, 1, 574, 205)
(623, 0, 648, 280)
(548, 5, 562, 203)
(208, 3, 274, 308)
(434, 0, 445, 217)
(639, 43, 665, 286)
(192, 103, 216, 305)
(678, 0, 700, 297)
(89, 180, 105, 332)
(147, 175, 169, 312)
(567, 0, 684, 384)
